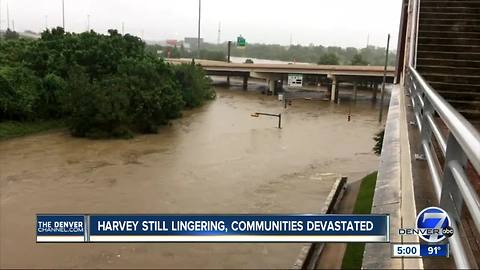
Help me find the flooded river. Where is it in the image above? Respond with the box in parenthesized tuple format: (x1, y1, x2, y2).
(0, 85, 385, 268)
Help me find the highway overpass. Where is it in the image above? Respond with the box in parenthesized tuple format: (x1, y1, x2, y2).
(167, 59, 396, 102)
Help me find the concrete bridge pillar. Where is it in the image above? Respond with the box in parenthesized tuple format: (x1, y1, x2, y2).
(353, 82, 358, 102)
(372, 83, 378, 101)
(227, 76, 230, 86)
(331, 77, 338, 102)
(243, 76, 248, 90)
(268, 79, 275, 94)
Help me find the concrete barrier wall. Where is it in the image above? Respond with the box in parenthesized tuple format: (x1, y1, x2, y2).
(362, 86, 422, 269)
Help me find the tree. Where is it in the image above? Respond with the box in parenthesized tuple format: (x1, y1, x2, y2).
(4, 29, 20, 40)
(174, 63, 215, 108)
(317, 53, 339, 65)
(64, 68, 132, 138)
(351, 53, 369, 66)
(202, 42, 396, 65)
(119, 57, 185, 133)
(0, 66, 42, 121)
(40, 74, 67, 118)
(0, 28, 216, 138)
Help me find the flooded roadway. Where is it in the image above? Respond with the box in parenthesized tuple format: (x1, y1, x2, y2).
(0, 84, 385, 268)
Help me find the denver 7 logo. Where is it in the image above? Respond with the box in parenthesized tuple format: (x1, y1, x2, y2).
(416, 207, 451, 243)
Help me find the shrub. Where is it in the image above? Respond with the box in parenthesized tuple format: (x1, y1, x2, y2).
(119, 57, 185, 133)
(0, 67, 42, 121)
(0, 28, 215, 139)
(64, 68, 132, 138)
(174, 63, 216, 108)
(40, 74, 67, 118)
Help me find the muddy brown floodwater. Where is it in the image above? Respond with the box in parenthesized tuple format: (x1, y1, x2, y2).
(0, 86, 385, 269)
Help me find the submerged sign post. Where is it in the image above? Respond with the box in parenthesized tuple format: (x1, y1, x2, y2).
(36, 214, 389, 243)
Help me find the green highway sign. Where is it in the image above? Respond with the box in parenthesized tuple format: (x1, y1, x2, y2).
(237, 35, 246, 47)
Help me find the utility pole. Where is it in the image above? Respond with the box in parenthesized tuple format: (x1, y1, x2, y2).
(197, 0, 201, 58)
(0, 0, 2, 39)
(227, 41, 231, 63)
(62, 0, 65, 29)
(87, 14, 90, 32)
(45, 15, 48, 30)
(217, 21, 221, 45)
(122, 22, 124, 35)
(0, 0, 2, 34)
(378, 34, 391, 123)
(7, 2, 9, 30)
(227, 41, 232, 85)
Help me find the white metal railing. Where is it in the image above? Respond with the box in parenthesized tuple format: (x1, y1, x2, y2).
(406, 0, 480, 268)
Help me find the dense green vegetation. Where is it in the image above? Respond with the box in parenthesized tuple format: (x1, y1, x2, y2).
(0, 28, 215, 139)
(0, 120, 64, 140)
(146, 44, 226, 61)
(203, 42, 396, 66)
(341, 171, 378, 269)
(151, 42, 395, 66)
(317, 52, 340, 65)
(148, 42, 395, 66)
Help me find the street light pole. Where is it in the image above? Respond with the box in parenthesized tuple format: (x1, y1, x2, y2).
(62, 0, 65, 29)
(197, 0, 201, 59)
(0, 0, 2, 39)
(379, 34, 391, 123)
(0, 0, 2, 36)
(251, 112, 282, 129)
(7, 2, 10, 30)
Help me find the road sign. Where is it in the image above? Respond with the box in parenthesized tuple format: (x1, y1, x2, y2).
(288, 74, 303, 87)
(237, 35, 246, 47)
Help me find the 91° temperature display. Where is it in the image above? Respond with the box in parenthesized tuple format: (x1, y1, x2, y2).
(392, 243, 449, 258)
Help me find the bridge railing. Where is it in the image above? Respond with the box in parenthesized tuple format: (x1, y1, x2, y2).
(405, 0, 480, 267)
(406, 65, 480, 268)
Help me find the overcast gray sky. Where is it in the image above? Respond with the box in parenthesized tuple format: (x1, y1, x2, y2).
(3, 0, 402, 48)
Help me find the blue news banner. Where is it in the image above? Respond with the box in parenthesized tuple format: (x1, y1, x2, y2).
(36, 214, 389, 243)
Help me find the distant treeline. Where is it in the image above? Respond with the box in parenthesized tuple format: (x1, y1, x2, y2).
(148, 42, 396, 66)
(0, 28, 215, 138)
(146, 44, 227, 62)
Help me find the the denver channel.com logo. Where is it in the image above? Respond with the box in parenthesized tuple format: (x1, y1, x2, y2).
(399, 207, 454, 243)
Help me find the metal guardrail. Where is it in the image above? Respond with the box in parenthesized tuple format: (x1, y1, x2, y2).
(406, 66, 480, 269)
(406, 0, 480, 268)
